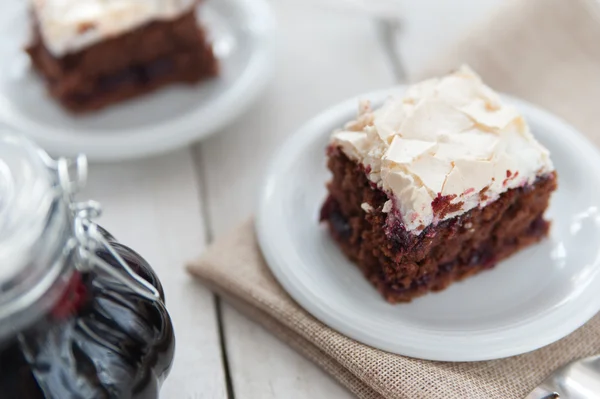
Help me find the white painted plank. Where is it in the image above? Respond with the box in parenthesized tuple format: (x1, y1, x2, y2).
(82, 149, 227, 399)
(195, 1, 395, 398)
(223, 307, 352, 399)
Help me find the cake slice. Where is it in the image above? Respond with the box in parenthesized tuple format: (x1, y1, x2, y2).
(320, 66, 557, 303)
(26, 0, 218, 112)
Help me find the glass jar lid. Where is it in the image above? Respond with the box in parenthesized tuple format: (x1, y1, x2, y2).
(0, 130, 74, 339)
(0, 130, 160, 341)
(0, 131, 63, 286)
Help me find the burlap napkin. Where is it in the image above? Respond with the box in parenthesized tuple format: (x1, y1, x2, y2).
(188, 0, 600, 397)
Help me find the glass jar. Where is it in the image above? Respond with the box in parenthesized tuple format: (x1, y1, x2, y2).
(0, 131, 175, 398)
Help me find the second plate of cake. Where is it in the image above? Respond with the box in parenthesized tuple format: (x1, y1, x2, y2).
(0, 0, 275, 161)
(257, 68, 600, 361)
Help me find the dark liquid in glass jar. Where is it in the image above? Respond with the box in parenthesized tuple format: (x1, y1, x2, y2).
(0, 229, 175, 399)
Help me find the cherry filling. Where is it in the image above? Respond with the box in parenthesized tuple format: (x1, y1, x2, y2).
(0, 227, 174, 399)
(320, 196, 352, 240)
(98, 59, 174, 90)
(527, 215, 548, 237)
(69, 58, 176, 103)
(50, 272, 86, 320)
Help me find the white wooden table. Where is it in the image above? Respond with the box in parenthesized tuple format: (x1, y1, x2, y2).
(82, 1, 501, 397)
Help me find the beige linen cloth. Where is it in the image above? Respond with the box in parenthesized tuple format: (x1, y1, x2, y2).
(188, 0, 600, 398)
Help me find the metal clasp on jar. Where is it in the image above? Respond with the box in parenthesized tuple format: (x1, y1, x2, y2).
(44, 154, 161, 302)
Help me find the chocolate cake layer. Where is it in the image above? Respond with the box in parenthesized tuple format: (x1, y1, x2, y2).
(320, 149, 557, 303)
(26, 11, 218, 112)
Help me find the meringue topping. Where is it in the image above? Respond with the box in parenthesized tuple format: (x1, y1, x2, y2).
(30, 0, 198, 56)
(330, 65, 554, 233)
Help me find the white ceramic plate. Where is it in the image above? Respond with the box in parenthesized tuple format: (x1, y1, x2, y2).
(256, 87, 600, 362)
(0, 0, 275, 162)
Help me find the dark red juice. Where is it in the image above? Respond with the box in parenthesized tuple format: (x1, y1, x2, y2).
(0, 235, 174, 399)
